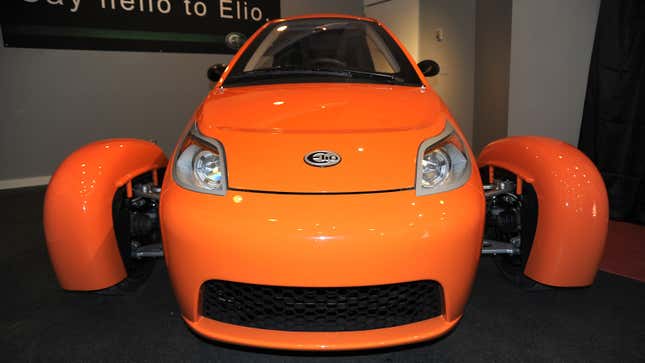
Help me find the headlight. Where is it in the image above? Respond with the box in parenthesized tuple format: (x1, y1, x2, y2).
(416, 122, 471, 196)
(173, 123, 227, 195)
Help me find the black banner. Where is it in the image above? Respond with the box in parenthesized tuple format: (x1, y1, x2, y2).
(1, 0, 281, 54)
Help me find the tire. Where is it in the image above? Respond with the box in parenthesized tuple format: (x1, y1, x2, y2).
(482, 167, 548, 290)
(492, 183, 548, 290)
(94, 185, 156, 295)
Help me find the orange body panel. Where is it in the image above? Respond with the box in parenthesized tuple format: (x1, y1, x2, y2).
(185, 315, 460, 351)
(158, 14, 482, 350)
(160, 167, 485, 350)
(478, 137, 609, 287)
(44, 139, 167, 291)
(197, 84, 447, 193)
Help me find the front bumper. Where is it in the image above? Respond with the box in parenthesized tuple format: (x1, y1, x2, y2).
(159, 175, 484, 350)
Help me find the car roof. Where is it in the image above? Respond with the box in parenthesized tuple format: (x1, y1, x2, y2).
(270, 13, 379, 25)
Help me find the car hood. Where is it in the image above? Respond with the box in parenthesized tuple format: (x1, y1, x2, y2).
(195, 83, 453, 193)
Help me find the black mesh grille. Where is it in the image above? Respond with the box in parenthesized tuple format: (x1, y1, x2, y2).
(201, 280, 443, 332)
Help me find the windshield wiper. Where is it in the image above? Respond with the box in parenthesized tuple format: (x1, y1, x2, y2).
(227, 67, 404, 84)
(343, 70, 401, 82)
(227, 67, 350, 81)
(346, 69, 396, 81)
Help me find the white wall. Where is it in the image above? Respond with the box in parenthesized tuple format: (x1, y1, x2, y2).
(283, 0, 363, 18)
(366, 0, 598, 150)
(365, 0, 477, 144)
(364, 0, 419, 60)
(0, 0, 364, 183)
(507, 0, 600, 145)
(473, 0, 512, 154)
(0, 47, 227, 182)
(419, 0, 477, 143)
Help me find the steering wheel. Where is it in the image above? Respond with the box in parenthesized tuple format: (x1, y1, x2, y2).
(310, 58, 347, 69)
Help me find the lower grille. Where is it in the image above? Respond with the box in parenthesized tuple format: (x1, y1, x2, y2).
(201, 280, 443, 332)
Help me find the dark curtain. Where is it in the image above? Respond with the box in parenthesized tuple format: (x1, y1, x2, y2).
(579, 0, 645, 225)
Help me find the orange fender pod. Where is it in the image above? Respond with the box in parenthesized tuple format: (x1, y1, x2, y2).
(44, 139, 167, 291)
(478, 137, 609, 287)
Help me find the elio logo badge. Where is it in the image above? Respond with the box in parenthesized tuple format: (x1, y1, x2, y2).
(304, 151, 341, 168)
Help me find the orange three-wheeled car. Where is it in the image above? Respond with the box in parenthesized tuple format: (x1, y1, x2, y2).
(43, 14, 608, 351)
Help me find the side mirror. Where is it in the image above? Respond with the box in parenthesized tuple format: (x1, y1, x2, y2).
(207, 64, 228, 82)
(418, 60, 440, 77)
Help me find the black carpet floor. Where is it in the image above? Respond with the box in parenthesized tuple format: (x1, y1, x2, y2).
(1, 186, 643, 362)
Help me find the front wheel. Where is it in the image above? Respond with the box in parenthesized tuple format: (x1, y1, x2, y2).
(99, 172, 163, 295)
(483, 168, 547, 290)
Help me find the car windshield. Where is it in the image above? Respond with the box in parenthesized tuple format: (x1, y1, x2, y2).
(224, 18, 423, 87)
